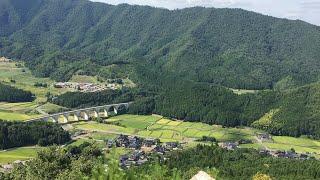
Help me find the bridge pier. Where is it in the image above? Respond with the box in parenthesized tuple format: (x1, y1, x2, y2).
(25, 102, 131, 123)
(93, 108, 100, 118)
(83, 111, 89, 120)
(104, 109, 109, 117)
(51, 115, 59, 123)
(62, 113, 69, 123)
(40, 117, 49, 122)
(74, 111, 81, 121)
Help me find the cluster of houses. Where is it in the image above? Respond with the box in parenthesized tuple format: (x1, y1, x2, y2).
(218, 139, 252, 150)
(219, 142, 239, 150)
(256, 133, 272, 142)
(218, 133, 316, 160)
(54, 82, 115, 92)
(219, 141, 315, 160)
(106, 135, 182, 168)
(259, 149, 312, 160)
(0, 57, 11, 62)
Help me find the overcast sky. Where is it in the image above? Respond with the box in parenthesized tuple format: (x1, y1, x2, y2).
(92, 0, 320, 26)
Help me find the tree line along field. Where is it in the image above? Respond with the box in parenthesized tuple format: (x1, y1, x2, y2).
(1, 114, 320, 165)
(0, 62, 63, 102)
(72, 114, 320, 157)
(0, 61, 132, 119)
(0, 102, 40, 121)
(0, 61, 97, 120)
(0, 61, 69, 118)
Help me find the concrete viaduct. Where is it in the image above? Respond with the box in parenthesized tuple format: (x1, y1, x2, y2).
(27, 103, 130, 123)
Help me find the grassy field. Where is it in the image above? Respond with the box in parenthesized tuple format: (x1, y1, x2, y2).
(70, 75, 99, 84)
(0, 61, 68, 120)
(0, 62, 66, 103)
(71, 114, 320, 157)
(1, 114, 319, 164)
(0, 147, 40, 164)
(0, 102, 38, 113)
(0, 110, 40, 121)
(261, 136, 320, 155)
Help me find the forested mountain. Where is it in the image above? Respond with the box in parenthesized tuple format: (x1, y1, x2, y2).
(1, 0, 320, 138)
(52, 80, 320, 138)
(1, 0, 320, 89)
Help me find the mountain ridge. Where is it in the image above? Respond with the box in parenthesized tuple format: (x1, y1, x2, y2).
(1, 0, 320, 89)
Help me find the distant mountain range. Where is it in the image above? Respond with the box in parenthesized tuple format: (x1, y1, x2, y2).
(1, 0, 320, 89)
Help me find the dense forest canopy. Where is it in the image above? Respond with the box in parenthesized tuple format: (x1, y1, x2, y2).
(0, 120, 70, 149)
(0, 83, 34, 102)
(1, 0, 320, 138)
(0, 0, 320, 89)
(51, 88, 135, 108)
(52, 80, 320, 139)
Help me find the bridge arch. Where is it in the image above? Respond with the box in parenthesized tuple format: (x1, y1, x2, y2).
(115, 104, 128, 115)
(26, 102, 131, 123)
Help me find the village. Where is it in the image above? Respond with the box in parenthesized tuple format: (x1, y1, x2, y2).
(105, 134, 182, 169)
(54, 81, 120, 92)
(0, 57, 11, 62)
(219, 133, 314, 160)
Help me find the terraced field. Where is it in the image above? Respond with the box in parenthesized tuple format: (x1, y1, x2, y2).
(72, 114, 320, 157)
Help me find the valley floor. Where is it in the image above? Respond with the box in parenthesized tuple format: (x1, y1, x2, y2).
(1, 114, 320, 165)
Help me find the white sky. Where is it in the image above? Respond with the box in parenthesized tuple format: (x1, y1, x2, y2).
(91, 0, 320, 26)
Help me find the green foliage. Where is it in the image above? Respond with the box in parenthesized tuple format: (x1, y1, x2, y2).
(164, 145, 320, 179)
(2, 0, 320, 139)
(2, 143, 103, 180)
(253, 83, 320, 139)
(0, 83, 34, 102)
(1, 0, 320, 88)
(88, 145, 320, 179)
(51, 88, 134, 108)
(0, 120, 70, 149)
(128, 97, 155, 115)
(152, 82, 278, 126)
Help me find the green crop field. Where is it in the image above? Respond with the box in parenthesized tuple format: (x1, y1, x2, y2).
(71, 114, 320, 157)
(70, 75, 99, 84)
(0, 102, 38, 113)
(0, 62, 70, 121)
(0, 62, 66, 102)
(0, 147, 40, 164)
(260, 136, 320, 155)
(0, 110, 39, 121)
(74, 121, 136, 134)
(108, 115, 161, 130)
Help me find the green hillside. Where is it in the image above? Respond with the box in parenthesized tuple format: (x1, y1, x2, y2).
(1, 0, 320, 138)
(1, 0, 320, 89)
(253, 83, 320, 138)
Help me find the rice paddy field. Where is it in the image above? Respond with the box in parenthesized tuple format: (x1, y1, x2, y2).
(71, 114, 320, 157)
